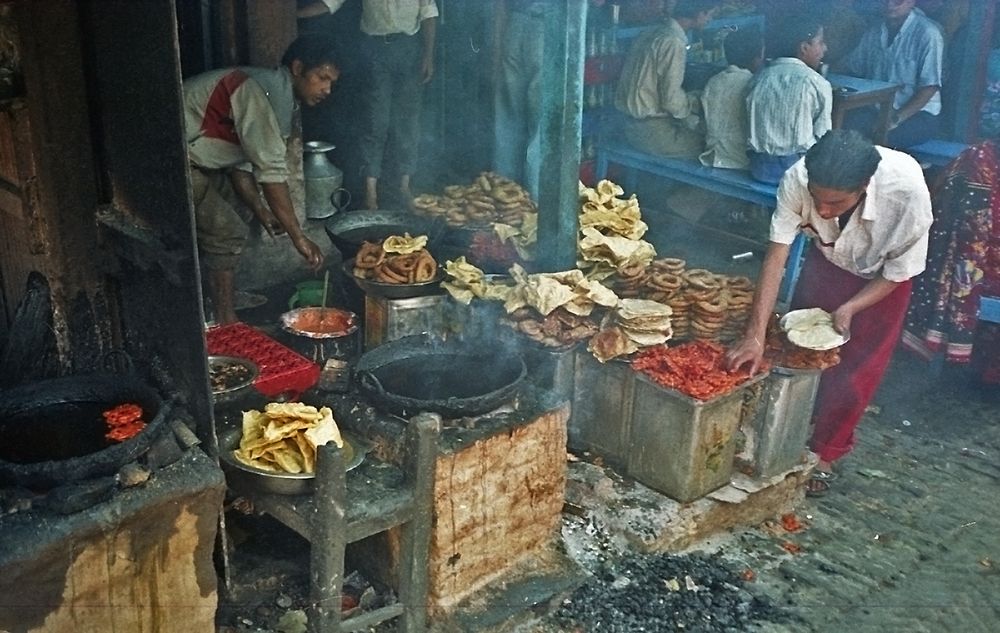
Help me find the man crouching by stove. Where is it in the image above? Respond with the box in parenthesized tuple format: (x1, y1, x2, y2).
(183, 36, 337, 324)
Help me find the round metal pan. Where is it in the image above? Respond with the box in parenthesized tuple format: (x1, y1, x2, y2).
(324, 210, 446, 260)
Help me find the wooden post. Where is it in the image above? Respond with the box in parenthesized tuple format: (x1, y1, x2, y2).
(310, 441, 347, 633)
(399, 413, 440, 632)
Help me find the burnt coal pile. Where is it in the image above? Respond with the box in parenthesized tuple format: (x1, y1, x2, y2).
(553, 551, 791, 632)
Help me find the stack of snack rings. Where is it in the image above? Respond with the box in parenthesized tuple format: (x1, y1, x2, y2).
(353, 241, 438, 284)
(411, 171, 537, 229)
(607, 258, 755, 343)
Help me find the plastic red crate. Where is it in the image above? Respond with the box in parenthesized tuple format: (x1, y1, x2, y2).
(206, 323, 320, 399)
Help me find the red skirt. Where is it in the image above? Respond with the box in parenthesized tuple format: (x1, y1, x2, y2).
(791, 247, 913, 463)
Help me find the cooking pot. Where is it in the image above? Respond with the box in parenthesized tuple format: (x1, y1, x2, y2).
(0, 374, 171, 488)
(324, 210, 446, 260)
(355, 334, 526, 418)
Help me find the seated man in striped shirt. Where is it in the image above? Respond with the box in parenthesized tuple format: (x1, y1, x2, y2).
(746, 13, 833, 184)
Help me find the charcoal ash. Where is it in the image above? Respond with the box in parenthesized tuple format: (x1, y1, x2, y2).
(552, 551, 791, 633)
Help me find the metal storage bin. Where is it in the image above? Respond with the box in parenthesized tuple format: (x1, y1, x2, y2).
(628, 372, 767, 503)
(569, 352, 634, 462)
(745, 367, 821, 478)
(521, 342, 577, 402)
(364, 294, 446, 350)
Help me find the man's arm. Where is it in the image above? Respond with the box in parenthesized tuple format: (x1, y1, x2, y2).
(260, 181, 325, 271)
(228, 169, 282, 236)
(725, 241, 791, 374)
(831, 276, 903, 335)
(889, 85, 939, 129)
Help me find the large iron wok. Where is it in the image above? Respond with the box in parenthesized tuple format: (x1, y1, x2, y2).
(0, 374, 171, 488)
(323, 210, 446, 259)
(355, 335, 526, 419)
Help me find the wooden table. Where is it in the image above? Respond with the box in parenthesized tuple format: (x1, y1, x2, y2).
(828, 73, 901, 144)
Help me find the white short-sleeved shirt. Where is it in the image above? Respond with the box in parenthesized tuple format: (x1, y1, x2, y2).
(747, 57, 833, 156)
(770, 146, 933, 282)
(699, 65, 753, 169)
(320, 0, 438, 36)
(842, 8, 944, 115)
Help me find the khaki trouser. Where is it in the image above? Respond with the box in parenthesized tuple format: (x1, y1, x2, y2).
(623, 116, 704, 159)
(190, 168, 251, 271)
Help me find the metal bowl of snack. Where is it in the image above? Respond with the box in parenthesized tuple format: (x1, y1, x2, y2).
(342, 258, 445, 299)
(217, 426, 366, 495)
(208, 355, 259, 405)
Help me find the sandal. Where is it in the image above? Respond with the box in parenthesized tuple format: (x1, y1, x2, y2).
(805, 470, 837, 498)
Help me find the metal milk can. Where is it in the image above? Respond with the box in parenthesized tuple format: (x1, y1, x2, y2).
(303, 141, 350, 219)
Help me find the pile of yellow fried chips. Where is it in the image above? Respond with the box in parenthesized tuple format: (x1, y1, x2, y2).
(233, 402, 343, 474)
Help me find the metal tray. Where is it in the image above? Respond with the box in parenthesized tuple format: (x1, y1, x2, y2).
(208, 355, 259, 403)
(217, 426, 367, 495)
(342, 258, 444, 299)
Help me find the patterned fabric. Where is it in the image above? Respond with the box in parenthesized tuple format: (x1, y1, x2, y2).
(902, 142, 1000, 364)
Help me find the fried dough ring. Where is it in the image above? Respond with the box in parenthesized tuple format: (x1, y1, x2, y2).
(356, 242, 386, 269)
(493, 183, 524, 204)
(649, 271, 683, 292)
(386, 252, 419, 275)
(374, 264, 408, 284)
(726, 276, 754, 291)
(413, 251, 437, 282)
(696, 297, 728, 314)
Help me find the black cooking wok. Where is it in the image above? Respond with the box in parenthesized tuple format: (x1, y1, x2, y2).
(324, 210, 447, 259)
(0, 374, 171, 488)
(355, 334, 526, 419)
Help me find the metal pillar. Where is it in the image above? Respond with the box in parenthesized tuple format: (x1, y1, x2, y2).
(536, 0, 587, 272)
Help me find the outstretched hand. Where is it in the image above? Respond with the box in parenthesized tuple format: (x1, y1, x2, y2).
(724, 335, 765, 375)
(293, 235, 325, 273)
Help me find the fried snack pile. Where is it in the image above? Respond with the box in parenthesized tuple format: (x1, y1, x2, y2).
(632, 340, 765, 401)
(763, 319, 841, 370)
(589, 298, 674, 362)
(608, 257, 754, 343)
(234, 402, 343, 474)
(412, 172, 538, 229)
(103, 403, 146, 442)
(577, 180, 656, 280)
(504, 264, 620, 317)
(441, 257, 515, 304)
(353, 234, 438, 284)
(504, 306, 600, 348)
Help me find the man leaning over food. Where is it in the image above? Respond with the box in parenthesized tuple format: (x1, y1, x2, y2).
(725, 129, 932, 497)
(184, 36, 336, 325)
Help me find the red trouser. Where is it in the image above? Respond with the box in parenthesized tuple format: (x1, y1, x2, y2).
(791, 248, 913, 463)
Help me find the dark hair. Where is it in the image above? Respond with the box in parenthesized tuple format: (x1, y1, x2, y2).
(769, 12, 824, 59)
(723, 26, 764, 69)
(672, 0, 721, 19)
(805, 130, 882, 190)
(280, 36, 338, 72)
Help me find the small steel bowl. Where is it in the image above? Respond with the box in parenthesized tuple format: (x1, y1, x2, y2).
(217, 427, 365, 496)
(208, 355, 259, 405)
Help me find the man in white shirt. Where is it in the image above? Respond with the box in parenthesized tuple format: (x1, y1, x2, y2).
(299, 0, 439, 209)
(699, 26, 764, 169)
(726, 130, 932, 497)
(746, 14, 832, 184)
(839, 0, 944, 149)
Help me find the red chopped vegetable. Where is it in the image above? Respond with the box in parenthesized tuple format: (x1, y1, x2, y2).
(103, 403, 146, 442)
(631, 340, 766, 401)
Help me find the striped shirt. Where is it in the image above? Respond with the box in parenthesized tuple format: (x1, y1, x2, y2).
(771, 147, 932, 282)
(841, 8, 944, 115)
(747, 57, 832, 156)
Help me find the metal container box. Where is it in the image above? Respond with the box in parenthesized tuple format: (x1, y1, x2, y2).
(520, 342, 577, 402)
(627, 372, 767, 503)
(364, 293, 446, 350)
(745, 368, 821, 478)
(569, 352, 634, 462)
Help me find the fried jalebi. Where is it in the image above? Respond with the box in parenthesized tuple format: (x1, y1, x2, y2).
(413, 250, 437, 282)
(355, 241, 385, 269)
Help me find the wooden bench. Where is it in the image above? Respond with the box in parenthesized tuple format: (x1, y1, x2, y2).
(905, 139, 968, 167)
(595, 138, 807, 303)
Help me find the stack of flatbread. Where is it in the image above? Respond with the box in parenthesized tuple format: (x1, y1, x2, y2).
(577, 180, 656, 280)
(589, 298, 673, 362)
(233, 402, 343, 474)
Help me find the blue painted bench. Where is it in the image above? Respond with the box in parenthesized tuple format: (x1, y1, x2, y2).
(980, 295, 1000, 324)
(594, 139, 806, 303)
(905, 139, 968, 167)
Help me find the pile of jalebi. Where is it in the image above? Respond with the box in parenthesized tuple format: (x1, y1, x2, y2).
(103, 403, 146, 442)
(631, 340, 765, 401)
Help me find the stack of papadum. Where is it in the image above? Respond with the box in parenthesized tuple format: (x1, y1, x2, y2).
(589, 298, 674, 362)
(577, 180, 656, 280)
(441, 256, 516, 304)
(233, 402, 343, 475)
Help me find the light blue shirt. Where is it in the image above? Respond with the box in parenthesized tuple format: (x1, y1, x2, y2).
(842, 8, 944, 115)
